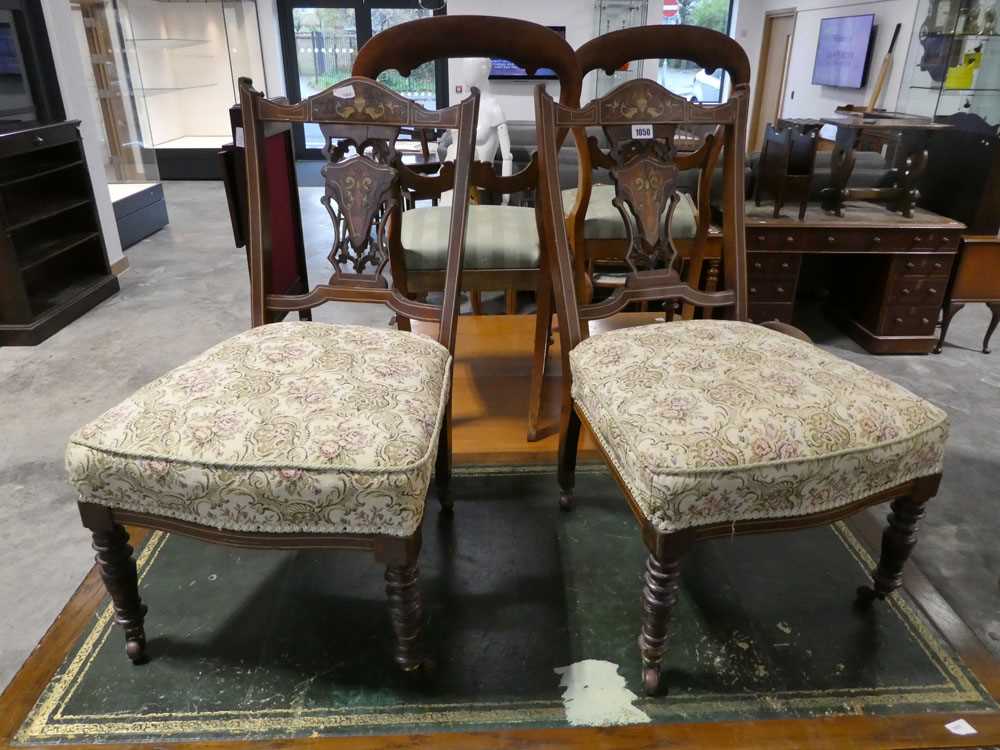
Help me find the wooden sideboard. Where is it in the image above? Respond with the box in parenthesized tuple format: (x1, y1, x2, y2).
(745, 201, 965, 354)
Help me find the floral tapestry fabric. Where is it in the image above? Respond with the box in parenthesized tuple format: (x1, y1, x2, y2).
(66, 322, 451, 538)
(570, 321, 948, 533)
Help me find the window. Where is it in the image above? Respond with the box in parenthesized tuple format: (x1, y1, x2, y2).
(659, 0, 735, 103)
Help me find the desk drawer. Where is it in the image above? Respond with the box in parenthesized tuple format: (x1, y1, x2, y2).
(748, 252, 800, 278)
(748, 278, 796, 302)
(891, 254, 954, 277)
(887, 276, 947, 306)
(748, 302, 794, 325)
(883, 306, 939, 336)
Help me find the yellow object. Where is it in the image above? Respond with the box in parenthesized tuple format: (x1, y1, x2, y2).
(945, 50, 983, 89)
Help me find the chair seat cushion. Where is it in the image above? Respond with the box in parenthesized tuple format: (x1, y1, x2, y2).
(570, 320, 948, 533)
(66, 322, 451, 538)
(561, 184, 699, 242)
(401, 204, 539, 271)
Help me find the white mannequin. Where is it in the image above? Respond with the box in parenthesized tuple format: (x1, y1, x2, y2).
(443, 57, 513, 205)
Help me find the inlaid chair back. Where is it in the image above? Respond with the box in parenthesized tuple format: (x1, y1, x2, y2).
(534, 54, 750, 352)
(568, 25, 753, 292)
(238, 76, 479, 355)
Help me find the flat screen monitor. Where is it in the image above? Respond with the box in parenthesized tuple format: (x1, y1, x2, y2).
(812, 14, 876, 88)
(490, 26, 565, 80)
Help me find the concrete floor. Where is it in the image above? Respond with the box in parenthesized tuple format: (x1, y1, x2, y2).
(0, 181, 997, 694)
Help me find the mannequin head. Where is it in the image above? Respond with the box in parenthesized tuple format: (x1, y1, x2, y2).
(456, 57, 492, 92)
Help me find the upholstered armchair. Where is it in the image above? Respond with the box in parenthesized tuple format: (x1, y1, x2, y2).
(532, 26, 949, 696)
(65, 78, 481, 672)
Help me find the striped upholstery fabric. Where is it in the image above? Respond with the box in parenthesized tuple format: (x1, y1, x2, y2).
(401, 205, 539, 272)
(562, 184, 699, 241)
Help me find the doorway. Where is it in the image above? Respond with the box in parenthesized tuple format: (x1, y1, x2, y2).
(277, 0, 447, 159)
(749, 11, 795, 152)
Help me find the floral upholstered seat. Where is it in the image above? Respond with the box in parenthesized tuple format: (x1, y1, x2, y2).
(570, 320, 949, 534)
(66, 322, 451, 538)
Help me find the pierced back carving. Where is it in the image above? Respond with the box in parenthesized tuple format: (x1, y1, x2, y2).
(535, 71, 750, 350)
(239, 76, 479, 354)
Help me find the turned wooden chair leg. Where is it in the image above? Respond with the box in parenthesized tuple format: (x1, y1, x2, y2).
(557, 402, 581, 510)
(79, 503, 148, 664)
(983, 302, 1000, 354)
(857, 477, 938, 605)
(385, 562, 424, 671)
(639, 538, 687, 695)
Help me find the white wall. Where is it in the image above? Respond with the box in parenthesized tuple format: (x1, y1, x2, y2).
(734, 0, 921, 122)
(40, 0, 124, 268)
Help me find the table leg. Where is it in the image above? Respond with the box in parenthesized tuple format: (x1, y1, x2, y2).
(984, 302, 1000, 354)
(934, 302, 965, 354)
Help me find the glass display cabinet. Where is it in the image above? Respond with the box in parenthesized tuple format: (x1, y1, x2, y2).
(898, 0, 1000, 124)
(898, 0, 1000, 233)
(73, 0, 267, 186)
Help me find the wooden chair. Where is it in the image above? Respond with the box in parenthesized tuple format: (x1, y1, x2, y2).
(64, 78, 480, 672)
(526, 27, 730, 441)
(532, 27, 950, 696)
(352, 15, 582, 320)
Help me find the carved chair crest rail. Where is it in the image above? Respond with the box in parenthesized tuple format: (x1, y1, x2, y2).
(352, 15, 584, 317)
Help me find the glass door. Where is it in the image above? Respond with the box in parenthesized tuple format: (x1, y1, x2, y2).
(279, 0, 446, 158)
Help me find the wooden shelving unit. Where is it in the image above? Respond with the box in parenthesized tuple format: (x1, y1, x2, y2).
(0, 121, 119, 346)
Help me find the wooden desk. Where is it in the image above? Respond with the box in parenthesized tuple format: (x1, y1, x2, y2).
(936, 235, 1000, 354)
(746, 201, 965, 354)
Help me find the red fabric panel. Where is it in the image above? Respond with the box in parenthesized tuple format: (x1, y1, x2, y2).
(264, 133, 299, 295)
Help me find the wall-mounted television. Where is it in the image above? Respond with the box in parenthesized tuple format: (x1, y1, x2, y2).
(490, 26, 565, 80)
(812, 14, 876, 88)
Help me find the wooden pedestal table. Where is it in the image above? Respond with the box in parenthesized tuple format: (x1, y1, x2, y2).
(935, 235, 1000, 354)
(746, 201, 965, 354)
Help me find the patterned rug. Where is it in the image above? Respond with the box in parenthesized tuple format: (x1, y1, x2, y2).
(16, 466, 997, 744)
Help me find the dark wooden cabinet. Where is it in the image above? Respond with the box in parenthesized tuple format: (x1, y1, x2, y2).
(745, 201, 964, 354)
(0, 121, 119, 346)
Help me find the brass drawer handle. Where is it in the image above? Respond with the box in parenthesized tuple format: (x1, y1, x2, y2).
(872, 235, 881, 245)
(776, 286, 786, 294)
(756, 235, 766, 243)
(921, 317, 930, 325)
(753, 261, 763, 270)
(906, 261, 916, 270)
(895, 317, 904, 324)
(929, 287, 938, 295)
(750, 287, 758, 295)
(785, 235, 795, 244)
(827, 235, 836, 244)
(901, 288, 911, 295)
(780, 261, 790, 270)
(32, 135, 44, 146)
(913, 235, 923, 244)
(933, 262, 943, 270)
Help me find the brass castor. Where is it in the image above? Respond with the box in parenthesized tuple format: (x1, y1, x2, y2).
(642, 665, 662, 696)
(125, 634, 148, 664)
(559, 492, 574, 511)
